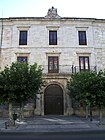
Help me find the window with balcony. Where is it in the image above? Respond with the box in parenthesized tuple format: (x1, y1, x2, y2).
(79, 56, 89, 71)
(78, 31, 87, 45)
(48, 56, 59, 73)
(17, 56, 28, 63)
(19, 31, 27, 45)
(49, 31, 57, 45)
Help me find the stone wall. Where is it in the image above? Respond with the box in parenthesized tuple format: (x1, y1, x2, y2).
(1, 12, 105, 117)
(1, 18, 105, 70)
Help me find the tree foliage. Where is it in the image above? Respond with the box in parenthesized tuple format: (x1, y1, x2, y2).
(67, 70, 105, 108)
(0, 62, 43, 105)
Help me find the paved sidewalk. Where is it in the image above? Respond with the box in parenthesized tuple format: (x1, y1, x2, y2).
(0, 116, 105, 133)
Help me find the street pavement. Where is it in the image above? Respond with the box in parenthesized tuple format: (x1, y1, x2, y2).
(0, 115, 105, 133)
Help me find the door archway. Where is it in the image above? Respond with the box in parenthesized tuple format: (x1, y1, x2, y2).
(44, 84, 64, 115)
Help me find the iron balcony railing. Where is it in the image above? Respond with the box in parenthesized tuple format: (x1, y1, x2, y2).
(41, 65, 97, 74)
(72, 66, 97, 73)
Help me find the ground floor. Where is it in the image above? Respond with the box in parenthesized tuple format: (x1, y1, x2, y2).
(0, 74, 105, 118)
(0, 74, 73, 117)
(34, 74, 72, 116)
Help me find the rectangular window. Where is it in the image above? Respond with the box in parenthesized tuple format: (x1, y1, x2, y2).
(19, 31, 27, 45)
(48, 56, 59, 73)
(79, 56, 89, 71)
(78, 31, 87, 45)
(49, 31, 57, 45)
(17, 56, 28, 63)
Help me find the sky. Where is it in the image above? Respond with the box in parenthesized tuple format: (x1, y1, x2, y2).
(0, 0, 105, 19)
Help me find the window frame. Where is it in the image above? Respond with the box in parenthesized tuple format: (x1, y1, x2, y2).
(48, 56, 59, 73)
(78, 31, 87, 45)
(49, 31, 57, 45)
(79, 56, 90, 71)
(19, 30, 27, 45)
(17, 56, 28, 63)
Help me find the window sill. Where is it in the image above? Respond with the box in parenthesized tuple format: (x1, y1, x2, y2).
(19, 45, 28, 47)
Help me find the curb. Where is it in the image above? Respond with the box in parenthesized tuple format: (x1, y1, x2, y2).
(0, 129, 105, 135)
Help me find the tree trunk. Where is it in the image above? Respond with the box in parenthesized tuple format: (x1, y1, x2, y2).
(90, 105, 93, 121)
(80, 106, 84, 117)
(72, 103, 76, 115)
(99, 107, 103, 125)
(19, 103, 24, 122)
(8, 103, 12, 120)
(85, 105, 89, 119)
(80, 102, 84, 117)
(73, 107, 76, 115)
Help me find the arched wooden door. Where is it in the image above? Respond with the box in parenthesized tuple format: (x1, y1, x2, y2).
(44, 84, 64, 115)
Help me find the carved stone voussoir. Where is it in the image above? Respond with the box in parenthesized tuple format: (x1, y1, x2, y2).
(45, 6, 61, 19)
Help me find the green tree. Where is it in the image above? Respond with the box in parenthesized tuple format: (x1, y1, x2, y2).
(0, 65, 16, 118)
(67, 71, 99, 121)
(0, 72, 5, 103)
(0, 62, 43, 120)
(94, 71, 105, 124)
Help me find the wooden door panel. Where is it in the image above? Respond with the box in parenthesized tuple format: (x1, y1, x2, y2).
(44, 84, 63, 115)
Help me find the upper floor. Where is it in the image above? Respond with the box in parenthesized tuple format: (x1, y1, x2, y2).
(0, 7, 105, 49)
(0, 7, 105, 74)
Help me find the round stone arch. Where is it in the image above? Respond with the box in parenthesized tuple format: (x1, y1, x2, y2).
(44, 83, 64, 115)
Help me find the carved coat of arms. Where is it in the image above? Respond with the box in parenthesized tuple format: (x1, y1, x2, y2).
(45, 7, 61, 18)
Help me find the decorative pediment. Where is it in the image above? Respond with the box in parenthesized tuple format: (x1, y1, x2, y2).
(45, 6, 61, 19)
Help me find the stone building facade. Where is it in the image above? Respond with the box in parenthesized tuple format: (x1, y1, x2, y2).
(0, 7, 105, 116)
